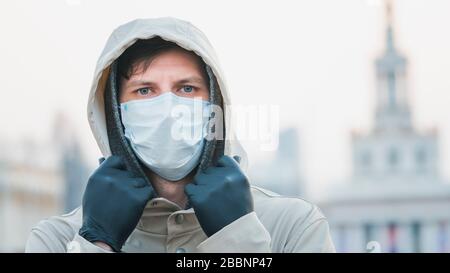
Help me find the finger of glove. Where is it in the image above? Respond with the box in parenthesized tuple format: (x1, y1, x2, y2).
(132, 177, 149, 188)
(102, 167, 136, 182)
(216, 155, 240, 169)
(192, 171, 213, 186)
(98, 157, 106, 165)
(102, 155, 128, 171)
(134, 184, 154, 203)
(198, 173, 229, 189)
(233, 155, 241, 164)
(184, 183, 198, 197)
(115, 178, 153, 203)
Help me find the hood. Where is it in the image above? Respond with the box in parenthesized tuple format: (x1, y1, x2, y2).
(87, 17, 248, 182)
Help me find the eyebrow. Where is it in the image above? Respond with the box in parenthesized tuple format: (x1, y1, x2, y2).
(125, 76, 206, 88)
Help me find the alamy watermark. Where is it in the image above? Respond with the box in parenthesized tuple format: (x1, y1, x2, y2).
(170, 99, 280, 152)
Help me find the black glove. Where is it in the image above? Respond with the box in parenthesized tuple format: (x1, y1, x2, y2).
(79, 155, 153, 252)
(184, 155, 254, 237)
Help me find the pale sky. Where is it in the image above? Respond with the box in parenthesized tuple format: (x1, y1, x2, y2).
(1, 0, 450, 199)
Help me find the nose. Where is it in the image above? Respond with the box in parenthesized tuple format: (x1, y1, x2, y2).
(160, 89, 173, 94)
(157, 80, 175, 94)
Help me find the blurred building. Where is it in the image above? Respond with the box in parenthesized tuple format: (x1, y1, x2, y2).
(249, 128, 305, 197)
(53, 113, 90, 213)
(0, 139, 63, 252)
(0, 113, 91, 252)
(320, 1, 450, 253)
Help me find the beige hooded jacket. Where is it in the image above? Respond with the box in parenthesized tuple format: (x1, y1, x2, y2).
(25, 17, 335, 253)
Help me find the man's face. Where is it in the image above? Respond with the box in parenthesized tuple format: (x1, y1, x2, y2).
(119, 49, 209, 103)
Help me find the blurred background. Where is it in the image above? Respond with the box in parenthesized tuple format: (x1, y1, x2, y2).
(1, 0, 450, 252)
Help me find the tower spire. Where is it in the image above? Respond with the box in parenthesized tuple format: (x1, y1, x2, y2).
(386, 0, 393, 26)
(374, 0, 411, 132)
(385, 0, 395, 52)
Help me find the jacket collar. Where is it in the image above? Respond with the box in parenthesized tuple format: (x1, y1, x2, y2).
(136, 197, 200, 235)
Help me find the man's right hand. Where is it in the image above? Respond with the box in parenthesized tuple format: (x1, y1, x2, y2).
(79, 155, 154, 252)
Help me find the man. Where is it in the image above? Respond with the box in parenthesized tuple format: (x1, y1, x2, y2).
(25, 17, 335, 253)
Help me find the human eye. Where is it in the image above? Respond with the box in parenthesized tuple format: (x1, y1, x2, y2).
(136, 87, 151, 96)
(180, 85, 195, 93)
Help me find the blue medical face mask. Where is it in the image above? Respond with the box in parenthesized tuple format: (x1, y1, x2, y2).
(120, 92, 211, 181)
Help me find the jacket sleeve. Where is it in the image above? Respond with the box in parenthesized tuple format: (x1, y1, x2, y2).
(284, 205, 336, 253)
(66, 234, 114, 253)
(195, 204, 336, 253)
(196, 212, 272, 253)
(25, 219, 112, 253)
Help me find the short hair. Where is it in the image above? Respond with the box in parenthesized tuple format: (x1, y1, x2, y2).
(117, 36, 207, 80)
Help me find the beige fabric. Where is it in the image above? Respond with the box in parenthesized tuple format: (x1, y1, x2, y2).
(26, 186, 335, 253)
(25, 17, 335, 253)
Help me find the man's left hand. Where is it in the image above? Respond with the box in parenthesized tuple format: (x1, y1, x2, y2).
(184, 155, 254, 237)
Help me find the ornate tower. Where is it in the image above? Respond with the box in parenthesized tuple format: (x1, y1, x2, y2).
(352, 0, 439, 181)
(374, 0, 411, 132)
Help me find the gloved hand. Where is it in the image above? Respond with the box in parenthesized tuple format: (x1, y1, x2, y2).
(79, 155, 154, 252)
(184, 155, 254, 237)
